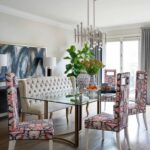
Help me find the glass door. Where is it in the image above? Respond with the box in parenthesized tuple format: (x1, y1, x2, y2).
(105, 39, 140, 99)
(105, 41, 121, 73)
(122, 40, 139, 99)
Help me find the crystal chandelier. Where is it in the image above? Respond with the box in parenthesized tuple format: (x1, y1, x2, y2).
(74, 0, 103, 50)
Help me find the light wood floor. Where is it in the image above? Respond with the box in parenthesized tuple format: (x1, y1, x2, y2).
(0, 102, 150, 150)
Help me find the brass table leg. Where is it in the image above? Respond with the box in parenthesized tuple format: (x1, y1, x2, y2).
(53, 104, 81, 148)
(75, 105, 79, 147)
(97, 91, 101, 114)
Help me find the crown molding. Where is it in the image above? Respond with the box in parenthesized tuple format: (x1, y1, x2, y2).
(101, 22, 150, 33)
(0, 4, 73, 30)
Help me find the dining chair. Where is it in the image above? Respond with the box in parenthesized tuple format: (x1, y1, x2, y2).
(128, 71, 148, 130)
(85, 72, 130, 150)
(6, 73, 54, 150)
(104, 69, 116, 86)
(101, 69, 117, 110)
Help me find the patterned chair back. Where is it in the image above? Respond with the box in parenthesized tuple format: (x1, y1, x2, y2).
(135, 71, 147, 112)
(104, 69, 116, 86)
(6, 73, 19, 131)
(114, 72, 130, 131)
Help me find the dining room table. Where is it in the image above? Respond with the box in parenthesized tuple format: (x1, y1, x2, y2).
(22, 87, 115, 148)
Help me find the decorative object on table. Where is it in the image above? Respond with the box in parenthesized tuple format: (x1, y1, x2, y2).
(76, 70, 90, 92)
(64, 43, 94, 116)
(81, 59, 104, 89)
(0, 54, 7, 86)
(0, 43, 46, 79)
(101, 83, 116, 93)
(43, 57, 56, 76)
(64, 43, 93, 78)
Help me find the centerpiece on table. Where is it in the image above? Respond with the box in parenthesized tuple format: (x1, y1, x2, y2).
(64, 43, 104, 91)
(81, 59, 104, 90)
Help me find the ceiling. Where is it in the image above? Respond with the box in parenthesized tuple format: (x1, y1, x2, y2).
(0, 0, 150, 29)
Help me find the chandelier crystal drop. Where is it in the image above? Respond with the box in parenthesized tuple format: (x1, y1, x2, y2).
(74, 0, 103, 50)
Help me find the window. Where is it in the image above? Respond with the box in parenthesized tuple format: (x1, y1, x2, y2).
(105, 39, 140, 99)
(105, 42, 121, 73)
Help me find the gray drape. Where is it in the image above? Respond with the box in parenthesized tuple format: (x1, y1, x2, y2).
(141, 28, 150, 104)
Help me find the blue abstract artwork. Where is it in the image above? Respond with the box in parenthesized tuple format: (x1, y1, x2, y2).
(0, 44, 46, 79)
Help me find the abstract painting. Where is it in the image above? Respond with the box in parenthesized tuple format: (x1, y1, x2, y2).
(0, 44, 46, 79)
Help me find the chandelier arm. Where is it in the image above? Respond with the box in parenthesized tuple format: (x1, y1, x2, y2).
(87, 0, 89, 27)
(81, 22, 83, 45)
(77, 24, 79, 43)
(93, 0, 96, 29)
(74, 28, 76, 42)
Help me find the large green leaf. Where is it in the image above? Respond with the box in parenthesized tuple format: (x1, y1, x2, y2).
(64, 56, 71, 59)
(64, 43, 96, 77)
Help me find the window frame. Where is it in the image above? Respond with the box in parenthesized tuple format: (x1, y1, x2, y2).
(104, 36, 141, 72)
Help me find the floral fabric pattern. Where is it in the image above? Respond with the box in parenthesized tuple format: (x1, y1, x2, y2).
(128, 71, 147, 115)
(101, 69, 117, 102)
(104, 69, 116, 87)
(85, 72, 130, 132)
(6, 73, 54, 140)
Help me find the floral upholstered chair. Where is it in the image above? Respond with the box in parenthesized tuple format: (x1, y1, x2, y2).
(128, 71, 148, 130)
(104, 69, 116, 86)
(85, 72, 130, 150)
(6, 73, 54, 150)
(101, 69, 117, 110)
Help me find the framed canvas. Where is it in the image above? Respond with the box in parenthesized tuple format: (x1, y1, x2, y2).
(0, 44, 46, 79)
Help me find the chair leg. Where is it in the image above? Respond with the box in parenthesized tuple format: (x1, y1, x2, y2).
(136, 114, 140, 125)
(66, 108, 69, 124)
(104, 101, 106, 111)
(8, 140, 16, 150)
(49, 113, 53, 119)
(143, 112, 148, 130)
(21, 112, 26, 122)
(86, 102, 89, 116)
(85, 128, 89, 150)
(70, 106, 73, 114)
(49, 140, 53, 150)
(102, 130, 104, 141)
(116, 132, 121, 150)
(124, 127, 130, 150)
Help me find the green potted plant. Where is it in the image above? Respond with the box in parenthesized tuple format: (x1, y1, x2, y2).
(81, 59, 104, 75)
(64, 43, 93, 77)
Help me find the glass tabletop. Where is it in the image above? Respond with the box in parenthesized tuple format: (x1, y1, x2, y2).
(22, 89, 100, 106)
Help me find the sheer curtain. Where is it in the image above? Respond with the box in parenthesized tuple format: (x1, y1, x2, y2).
(141, 28, 150, 104)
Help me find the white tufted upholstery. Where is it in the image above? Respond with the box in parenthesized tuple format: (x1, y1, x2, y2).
(18, 76, 76, 118)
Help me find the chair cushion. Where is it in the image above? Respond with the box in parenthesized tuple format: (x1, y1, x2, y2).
(128, 102, 145, 115)
(85, 112, 121, 132)
(9, 119, 54, 140)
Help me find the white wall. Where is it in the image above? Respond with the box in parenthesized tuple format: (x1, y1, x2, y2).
(0, 13, 74, 75)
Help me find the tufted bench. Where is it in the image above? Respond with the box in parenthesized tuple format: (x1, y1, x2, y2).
(18, 76, 76, 122)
